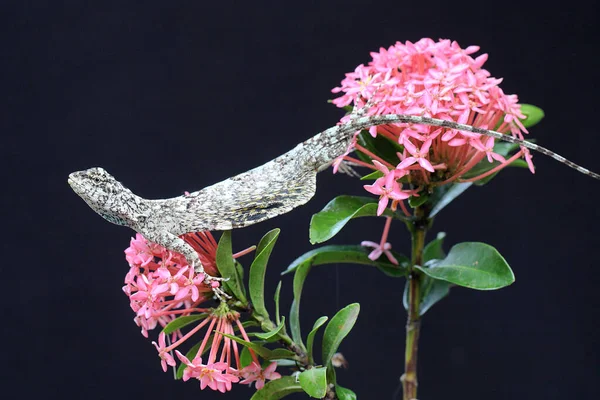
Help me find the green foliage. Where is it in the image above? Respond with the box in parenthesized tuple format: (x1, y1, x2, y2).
(283, 244, 408, 278)
(240, 346, 253, 369)
(162, 314, 207, 335)
(249, 229, 281, 320)
(408, 193, 429, 208)
(322, 303, 360, 371)
(403, 232, 452, 315)
(216, 231, 247, 302)
(306, 316, 328, 365)
(519, 104, 545, 128)
(310, 195, 408, 244)
(289, 262, 310, 350)
(355, 129, 403, 165)
(423, 232, 447, 261)
(273, 281, 282, 326)
(428, 182, 473, 217)
(255, 317, 286, 340)
(416, 242, 514, 290)
(336, 385, 358, 400)
(249, 376, 304, 399)
(360, 170, 384, 180)
(299, 367, 328, 398)
(220, 333, 297, 360)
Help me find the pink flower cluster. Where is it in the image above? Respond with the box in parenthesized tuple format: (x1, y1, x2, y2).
(173, 308, 280, 392)
(123, 232, 219, 337)
(332, 38, 535, 217)
(123, 231, 281, 392)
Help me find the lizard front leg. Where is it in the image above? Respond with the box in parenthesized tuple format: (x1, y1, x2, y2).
(143, 229, 230, 299)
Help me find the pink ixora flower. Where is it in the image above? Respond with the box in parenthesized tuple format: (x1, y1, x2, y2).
(361, 240, 398, 265)
(175, 353, 239, 393)
(240, 361, 282, 390)
(363, 161, 412, 216)
(397, 139, 435, 172)
(154, 302, 281, 393)
(152, 332, 176, 372)
(122, 231, 243, 337)
(332, 38, 534, 216)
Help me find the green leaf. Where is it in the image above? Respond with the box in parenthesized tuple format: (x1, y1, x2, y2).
(360, 170, 384, 181)
(356, 130, 403, 166)
(250, 376, 304, 399)
(519, 104, 545, 128)
(299, 367, 328, 398)
(336, 385, 357, 400)
(249, 229, 281, 319)
(220, 333, 273, 359)
(256, 317, 286, 340)
(274, 359, 298, 367)
(322, 303, 360, 368)
(423, 232, 446, 262)
(404, 232, 451, 315)
(403, 275, 452, 316)
(290, 262, 310, 350)
(268, 348, 299, 360)
(408, 194, 429, 208)
(310, 195, 408, 244)
(220, 333, 297, 360)
(415, 242, 514, 290)
(429, 182, 473, 217)
(306, 316, 328, 364)
(274, 281, 282, 326)
(283, 244, 409, 278)
(216, 231, 246, 302)
(240, 346, 253, 368)
(162, 314, 207, 335)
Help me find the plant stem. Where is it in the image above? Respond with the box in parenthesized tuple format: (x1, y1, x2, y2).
(402, 207, 428, 400)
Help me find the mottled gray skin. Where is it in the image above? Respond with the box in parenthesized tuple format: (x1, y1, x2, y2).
(68, 114, 600, 292)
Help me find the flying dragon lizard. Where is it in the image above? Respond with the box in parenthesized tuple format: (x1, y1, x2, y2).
(68, 114, 599, 296)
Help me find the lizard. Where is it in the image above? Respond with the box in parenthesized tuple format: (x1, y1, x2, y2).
(68, 113, 600, 297)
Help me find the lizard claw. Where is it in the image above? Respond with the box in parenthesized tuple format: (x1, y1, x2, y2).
(191, 260, 231, 300)
(336, 160, 361, 178)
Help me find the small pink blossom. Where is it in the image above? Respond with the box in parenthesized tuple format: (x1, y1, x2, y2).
(397, 139, 435, 172)
(361, 240, 398, 265)
(521, 147, 535, 173)
(363, 162, 411, 216)
(471, 136, 506, 163)
(152, 332, 176, 372)
(240, 361, 282, 390)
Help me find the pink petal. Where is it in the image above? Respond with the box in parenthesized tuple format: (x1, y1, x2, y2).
(404, 139, 417, 155)
(377, 196, 389, 216)
(364, 184, 384, 196)
(368, 248, 383, 260)
(420, 139, 433, 153)
(490, 152, 506, 163)
(383, 250, 399, 265)
(372, 160, 389, 174)
(418, 158, 435, 173)
(397, 157, 417, 170)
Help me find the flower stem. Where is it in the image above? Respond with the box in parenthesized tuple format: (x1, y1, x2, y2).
(402, 207, 428, 400)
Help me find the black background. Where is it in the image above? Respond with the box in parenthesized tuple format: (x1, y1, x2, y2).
(3, 1, 599, 399)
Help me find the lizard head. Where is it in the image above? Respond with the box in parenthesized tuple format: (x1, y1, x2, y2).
(68, 167, 131, 226)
